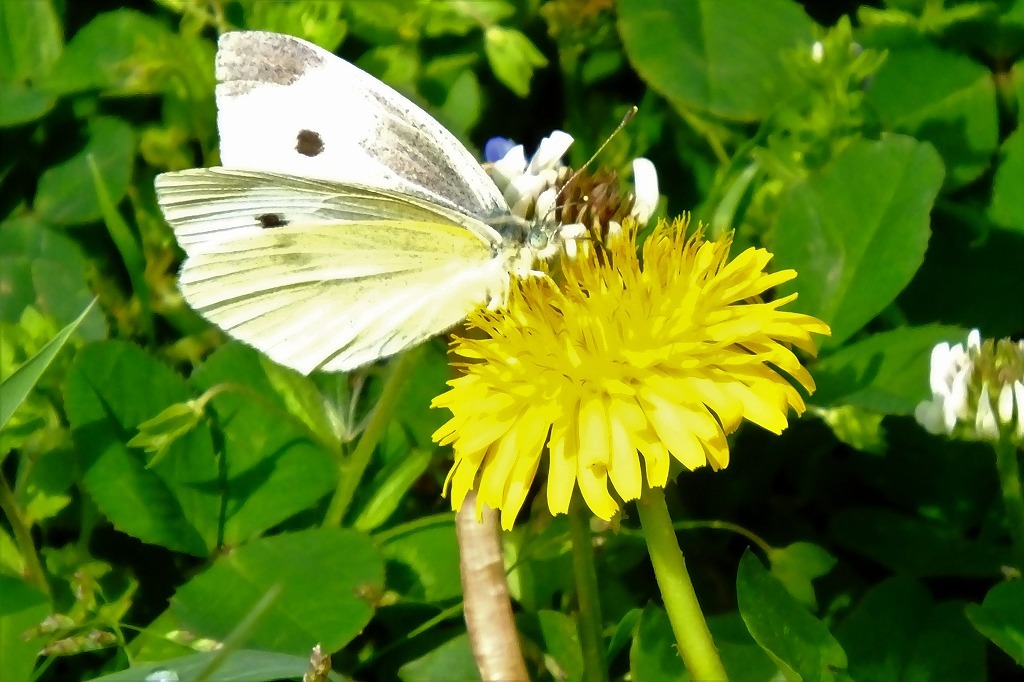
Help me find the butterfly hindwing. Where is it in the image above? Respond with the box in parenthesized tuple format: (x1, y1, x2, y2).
(177, 222, 507, 374)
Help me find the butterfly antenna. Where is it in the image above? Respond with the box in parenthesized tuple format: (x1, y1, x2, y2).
(557, 105, 637, 202)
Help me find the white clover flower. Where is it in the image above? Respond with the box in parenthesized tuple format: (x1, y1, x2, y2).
(915, 330, 1024, 444)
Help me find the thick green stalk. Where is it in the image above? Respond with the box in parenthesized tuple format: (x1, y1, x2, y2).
(569, 497, 608, 682)
(636, 487, 727, 681)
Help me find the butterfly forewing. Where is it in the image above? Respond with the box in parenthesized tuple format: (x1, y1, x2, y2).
(215, 31, 508, 223)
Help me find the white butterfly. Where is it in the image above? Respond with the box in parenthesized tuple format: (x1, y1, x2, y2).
(155, 31, 562, 375)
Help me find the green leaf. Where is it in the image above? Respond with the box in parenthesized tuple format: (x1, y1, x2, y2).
(771, 135, 944, 346)
(837, 577, 987, 681)
(989, 128, 1024, 232)
(0, 0, 62, 82)
(898, 212, 1024, 339)
(766, 542, 837, 610)
(169, 528, 384, 656)
(399, 633, 480, 682)
(0, 217, 102, 336)
(238, 1, 347, 52)
(89, 649, 348, 682)
(0, 577, 49, 682)
(707, 614, 780, 682)
(63, 341, 220, 555)
(518, 610, 584, 682)
(865, 42, 998, 189)
(189, 343, 338, 544)
(1, 298, 94, 428)
(43, 9, 181, 96)
(811, 325, 969, 414)
(965, 580, 1024, 666)
(835, 577, 933, 682)
(34, 116, 135, 226)
(829, 507, 1007, 577)
(484, 27, 548, 97)
(380, 516, 461, 602)
(736, 550, 848, 682)
(617, 0, 815, 120)
(630, 605, 686, 680)
(0, 81, 55, 127)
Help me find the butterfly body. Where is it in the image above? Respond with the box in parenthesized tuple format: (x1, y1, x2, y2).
(156, 31, 551, 374)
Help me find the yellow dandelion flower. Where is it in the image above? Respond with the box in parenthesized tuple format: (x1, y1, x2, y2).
(432, 217, 831, 529)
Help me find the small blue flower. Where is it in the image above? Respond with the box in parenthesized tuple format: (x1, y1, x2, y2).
(484, 136, 517, 163)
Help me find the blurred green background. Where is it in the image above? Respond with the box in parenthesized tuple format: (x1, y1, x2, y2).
(1, 1, 1022, 680)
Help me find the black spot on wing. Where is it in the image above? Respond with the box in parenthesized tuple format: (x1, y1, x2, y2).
(296, 129, 324, 157)
(256, 213, 288, 228)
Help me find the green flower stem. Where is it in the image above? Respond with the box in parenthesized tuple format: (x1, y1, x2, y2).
(994, 440, 1024, 570)
(636, 487, 727, 681)
(569, 496, 608, 682)
(0, 472, 50, 598)
(323, 353, 414, 528)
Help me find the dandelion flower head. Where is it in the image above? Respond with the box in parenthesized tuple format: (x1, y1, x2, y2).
(432, 217, 832, 528)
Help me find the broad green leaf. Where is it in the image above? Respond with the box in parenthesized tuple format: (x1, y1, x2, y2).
(238, 0, 347, 51)
(771, 135, 944, 346)
(631, 609, 780, 681)
(189, 343, 337, 544)
(399, 633, 480, 682)
(898, 213, 1024, 339)
(902, 602, 986, 682)
(629, 606, 686, 681)
(829, 507, 1007, 577)
(0, 0, 61, 125)
(0, 217, 102, 336)
(1, 299, 94, 428)
(767, 542, 837, 610)
(0, 0, 62, 82)
(0, 576, 49, 682)
(63, 341, 220, 555)
(736, 550, 848, 682)
(90, 649, 348, 682)
(169, 528, 384, 656)
(518, 610, 584, 682)
(484, 26, 548, 97)
(811, 325, 969, 414)
(43, 9, 181, 96)
(989, 128, 1024, 232)
(707, 614, 780, 682)
(837, 578, 986, 681)
(0, 82, 55, 127)
(379, 516, 461, 603)
(865, 42, 998, 188)
(422, 0, 514, 37)
(965, 580, 1024, 665)
(835, 577, 933, 682)
(617, 0, 815, 120)
(34, 116, 135, 226)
